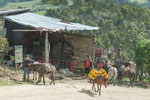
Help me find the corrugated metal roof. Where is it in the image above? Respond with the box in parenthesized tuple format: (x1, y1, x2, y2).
(0, 9, 30, 15)
(4, 12, 99, 32)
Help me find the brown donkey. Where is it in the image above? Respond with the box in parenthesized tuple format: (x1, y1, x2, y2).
(92, 75, 108, 95)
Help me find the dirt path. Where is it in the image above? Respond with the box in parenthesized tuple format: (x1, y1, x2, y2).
(0, 79, 150, 100)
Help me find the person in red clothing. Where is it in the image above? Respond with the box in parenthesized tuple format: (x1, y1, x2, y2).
(97, 60, 102, 70)
(85, 56, 92, 76)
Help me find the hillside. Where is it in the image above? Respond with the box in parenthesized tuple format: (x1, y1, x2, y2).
(44, 0, 150, 61)
(0, 0, 150, 61)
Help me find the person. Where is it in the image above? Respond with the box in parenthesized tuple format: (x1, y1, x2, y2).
(97, 60, 102, 70)
(23, 55, 31, 81)
(85, 56, 92, 76)
(103, 60, 107, 74)
(119, 63, 125, 76)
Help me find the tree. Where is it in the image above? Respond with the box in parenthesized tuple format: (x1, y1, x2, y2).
(0, 36, 9, 65)
(135, 39, 150, 81)
(45, 0, 150, 63)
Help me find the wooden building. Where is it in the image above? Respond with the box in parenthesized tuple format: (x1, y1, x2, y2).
(2, 10, 99, 70)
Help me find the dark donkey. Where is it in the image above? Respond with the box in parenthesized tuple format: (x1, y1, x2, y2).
(29, 62, 56, 85)
(118, 62, 136, 87)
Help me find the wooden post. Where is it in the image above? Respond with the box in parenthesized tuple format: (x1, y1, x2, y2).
(45, 32, 49, 63)
(15, 63, 18, 71)
(2, 15, 5, 29)
(92, 34, 96, 68)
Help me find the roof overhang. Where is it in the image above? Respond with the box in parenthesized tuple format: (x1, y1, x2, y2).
(4, 12, 99, 32)
(0, 9, 30, 16)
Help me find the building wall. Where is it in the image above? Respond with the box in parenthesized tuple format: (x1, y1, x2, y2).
(63, 32, 96, 67)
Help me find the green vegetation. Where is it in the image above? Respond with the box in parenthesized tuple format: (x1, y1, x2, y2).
(35, 11, 46, 15)
(0, 0, 61, 15)
(0, 0, 41, 10)
(0, 0, 33, 7)
(0, 36, 9, 65)
(45, 0, 150, 59)
(42, 0, 68, 6)
(0, 0, 149, 81)
(130, 0, 148, 4)
(135, 39, 150, 81)
(0, 78, 33, 86)
(0, 79, 17, 85)
(44, 0, 150, 80)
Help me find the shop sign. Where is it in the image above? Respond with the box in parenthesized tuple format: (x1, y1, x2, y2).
(15, 45, 23, 63)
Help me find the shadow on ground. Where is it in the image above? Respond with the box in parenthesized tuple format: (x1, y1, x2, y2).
(78, 88, 95, 97)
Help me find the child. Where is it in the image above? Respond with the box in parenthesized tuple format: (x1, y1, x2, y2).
(98, 61, 102, 70)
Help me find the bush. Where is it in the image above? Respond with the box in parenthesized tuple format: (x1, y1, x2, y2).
(0, 36, 9, 65)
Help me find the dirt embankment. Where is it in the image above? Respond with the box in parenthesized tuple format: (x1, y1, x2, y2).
(0, 66, 23, 83)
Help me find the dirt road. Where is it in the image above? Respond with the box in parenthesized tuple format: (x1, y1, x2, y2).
(0, 79, 150, 100)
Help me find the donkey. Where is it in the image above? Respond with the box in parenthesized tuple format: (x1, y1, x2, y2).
(118, 63, 136, 87)
(92, 75, 107, 95)
(29, 62, 56, 85)
(108, 66, 118, 86)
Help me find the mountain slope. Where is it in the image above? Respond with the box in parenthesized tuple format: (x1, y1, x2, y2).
(45, 0, 150, 60)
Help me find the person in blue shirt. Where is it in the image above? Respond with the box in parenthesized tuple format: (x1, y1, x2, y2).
(120, 64, 125, 74)
(23, 56, 34, 81)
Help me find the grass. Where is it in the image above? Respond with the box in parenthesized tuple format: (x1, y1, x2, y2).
(0, 0, 73, 10)
(0, 0, 65, 16)
(122, 77, 130, 82)
(0, 78, 17, 86)
(130, 0, 148, 4)
(0, 0, 60, 12)
(0, 0, 41, 10)
(35, 10, 46, 15)
(0, 78, 36, 86)
(0, 81, 17, 85)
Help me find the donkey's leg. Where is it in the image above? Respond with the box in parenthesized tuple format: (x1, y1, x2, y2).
(96, 84, 99, 92)
(37, 74, 42, 84)
(49, 73, 53, 85)
(128, 77, 132, 87)
(43, 75, 45, 85)
(33, 71, 34, 80)
(99, 84, 102, 95)
(35, 72, 37, 80)
(92, 83, 94, 91)
(51, 72, 55, 85)
(52, 76, 55, 85)
(113, 78, 115, 86)
(131, 74, 135, 87)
